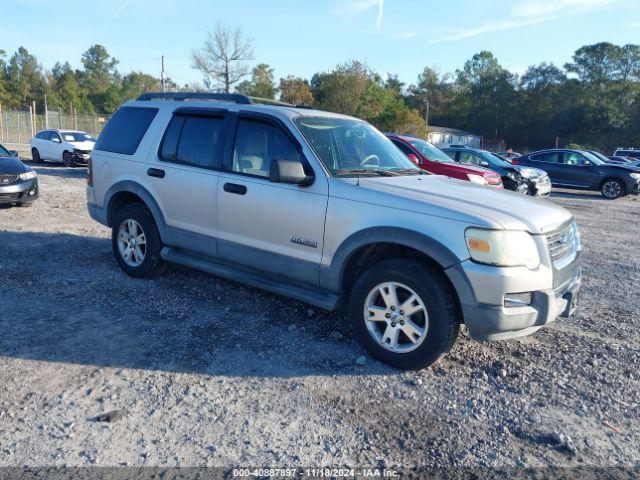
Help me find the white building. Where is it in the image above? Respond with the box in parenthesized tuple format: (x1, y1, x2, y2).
(427, 126, 481, 149)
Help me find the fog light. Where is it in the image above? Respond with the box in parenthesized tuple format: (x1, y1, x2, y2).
(504, 292, 532, 307)
(28, 190, 36, 196)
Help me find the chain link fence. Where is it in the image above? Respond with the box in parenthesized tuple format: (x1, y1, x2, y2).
(0, 109, 109, 144)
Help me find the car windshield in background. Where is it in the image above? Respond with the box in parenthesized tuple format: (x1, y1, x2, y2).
(478, 150, 510, 167)
(581, 151, 605, 165)
(62, 132, 95, 142)
(408, 139, 453, 163)
(0, 145, 11, 157)
(294, 117, 422, 177)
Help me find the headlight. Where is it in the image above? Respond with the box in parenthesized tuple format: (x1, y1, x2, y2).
(467, 174, 488, 185)
(19, 171, 37, 180)
(630, 173, 640, 180)
(465, 228, 541, 269)
(518, 167, 538, 179)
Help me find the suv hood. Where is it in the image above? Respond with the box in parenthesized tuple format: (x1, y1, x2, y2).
(68, 141, 95, 150)
(601, 163, 640, 173)
(336, 175, 571, 234)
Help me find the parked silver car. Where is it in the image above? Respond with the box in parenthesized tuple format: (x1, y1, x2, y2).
(87, 93, 581, 370)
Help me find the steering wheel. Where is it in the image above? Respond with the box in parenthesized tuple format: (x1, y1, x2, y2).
(361, 155, 380, 167)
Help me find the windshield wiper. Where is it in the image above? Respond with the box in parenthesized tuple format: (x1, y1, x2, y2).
(336, 168, 400, 177)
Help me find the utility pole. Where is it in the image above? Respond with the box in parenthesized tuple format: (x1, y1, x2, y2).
(161, 55, 166, 92)
(44, 93, 49, 129)
(424, 100, 430, 127)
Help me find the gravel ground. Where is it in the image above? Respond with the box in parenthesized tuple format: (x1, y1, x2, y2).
(0, 156, 639, 470)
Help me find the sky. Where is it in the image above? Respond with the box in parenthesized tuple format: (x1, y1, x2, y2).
(2, 0, 640, 86)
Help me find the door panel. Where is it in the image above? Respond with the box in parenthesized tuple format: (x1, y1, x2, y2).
(145, 111, 228, 257)
(558, 152, 600, 188)
(216, 116, 328, 286)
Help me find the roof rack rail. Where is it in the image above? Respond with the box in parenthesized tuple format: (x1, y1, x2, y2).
(135, 92, 309, 109)
(136, 92, 253, 104)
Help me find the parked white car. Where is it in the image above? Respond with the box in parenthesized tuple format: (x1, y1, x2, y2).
(30, 129, 96, 166)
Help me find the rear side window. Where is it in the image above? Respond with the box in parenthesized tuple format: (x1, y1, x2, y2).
(159, 114, 227, 168)
(532, 152, 561, 163)
(95, 106, 158, 155)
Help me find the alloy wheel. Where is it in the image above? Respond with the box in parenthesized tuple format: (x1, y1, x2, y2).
(363, 281, 429, 353)
(602, 181, 622, 199)
(117, 219, 147, 267)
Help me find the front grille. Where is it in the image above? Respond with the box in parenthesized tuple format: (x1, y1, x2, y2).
(546, 223, 577, 264)
(0, 174, 18, 185)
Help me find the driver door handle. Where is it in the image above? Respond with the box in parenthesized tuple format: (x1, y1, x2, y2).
(224, 183, 247, 195)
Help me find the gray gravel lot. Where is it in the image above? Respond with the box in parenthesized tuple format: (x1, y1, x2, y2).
(0, 158, 639, 469)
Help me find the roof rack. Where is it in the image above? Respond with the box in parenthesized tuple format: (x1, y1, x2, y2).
(137, 92, 253, 104)
(135, 92, 312, 109)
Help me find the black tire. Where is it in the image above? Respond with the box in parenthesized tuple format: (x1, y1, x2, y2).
(62, 151, 73, 167)
(31, 148, 41, 163)
(111, 204, 165, 279)
(601, 179, 625, 199)
(349, 258, 460, 370)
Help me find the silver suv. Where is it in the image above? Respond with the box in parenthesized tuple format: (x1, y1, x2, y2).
(87, 93, 581, 370)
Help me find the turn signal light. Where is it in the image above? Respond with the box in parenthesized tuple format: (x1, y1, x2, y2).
(467, 238, 491, 253)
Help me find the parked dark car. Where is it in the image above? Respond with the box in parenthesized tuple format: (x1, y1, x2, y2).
(0, 144, 39, 206)
(441, 146, 530, 194)
(386, 134, 504, 188)
(517, 149, 640, 199)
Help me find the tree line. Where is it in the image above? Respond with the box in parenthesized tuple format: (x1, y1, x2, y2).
(1, 34, 638, 152)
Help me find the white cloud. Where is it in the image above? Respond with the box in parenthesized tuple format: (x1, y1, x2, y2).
(632, 21, 640, 27)
(338, 0, 385, 30)
(394, 32, 416, 39)
(113, 0, 134, 17)
(429, 0, 623, 44)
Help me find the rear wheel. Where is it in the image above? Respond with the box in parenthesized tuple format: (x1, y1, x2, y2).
(601, 179, 624, 199)
(349, 258, 460, 370)
(31, 148, 41, 163)
(112, 204, 165, 278)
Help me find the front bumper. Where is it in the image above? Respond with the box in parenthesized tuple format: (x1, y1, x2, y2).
(530, 178, 551, 196)
(0, 178, 39, 204)
(70, 152, 90, 164)
(631, 179, 640, 195)
(450, 251, 581, 341)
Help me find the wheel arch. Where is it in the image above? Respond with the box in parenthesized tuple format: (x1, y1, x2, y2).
(322, 227, 475, 310)
(105, 181, 167, 239)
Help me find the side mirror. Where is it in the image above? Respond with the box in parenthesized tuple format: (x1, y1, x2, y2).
(269, 159, 313, 186)
(52, 137, 61, 143)
(583, 160, 591, 167)
(480, 160, 489, 167)
(9, 150, 18, 157)
(406, 153, 420, 165)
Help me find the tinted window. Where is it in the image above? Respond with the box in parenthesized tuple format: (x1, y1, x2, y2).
(232, 119, 301, 177)
(41, 131, 51, 140)
(176, 116, 226, 168)
(532, 152, 561, 163)
(160, 116, 185, 161)
(392, 140, 414, 155)
(95, 106, 158, 155)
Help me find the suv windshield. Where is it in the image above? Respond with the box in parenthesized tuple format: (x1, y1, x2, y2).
(408, 139, 453, 163)
(581, 151, 605, 165)
(294, 117, 422, 177)
(62, 132, 95, 142)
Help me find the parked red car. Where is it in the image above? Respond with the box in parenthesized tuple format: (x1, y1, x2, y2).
(386, 133, 503, 188)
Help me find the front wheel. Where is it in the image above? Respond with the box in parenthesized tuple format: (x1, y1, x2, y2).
(62, 151, 73, 167)
(601, 179, 624, 199)
(31, 148, 41, 163)
(111, 204, 165, 278)
(349, 259, 460, 370)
